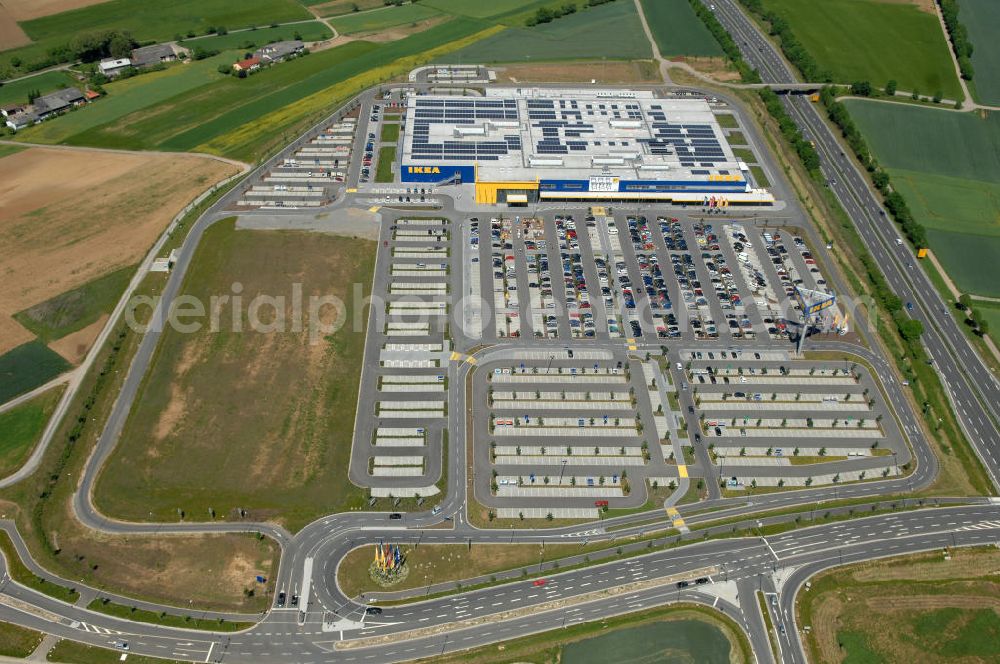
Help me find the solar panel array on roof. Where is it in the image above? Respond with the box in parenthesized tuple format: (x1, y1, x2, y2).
(411, 97, 521, 161)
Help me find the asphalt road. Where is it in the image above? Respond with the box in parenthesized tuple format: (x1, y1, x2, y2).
(0, 66, 996, 664)
(706, 0, 1000, 489)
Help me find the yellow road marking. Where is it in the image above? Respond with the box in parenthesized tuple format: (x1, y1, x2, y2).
(677, 465, 688, 479)
(368, 205, 380, 212)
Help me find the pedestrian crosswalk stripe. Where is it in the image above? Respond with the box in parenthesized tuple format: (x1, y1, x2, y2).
(677, 465, 688, 479)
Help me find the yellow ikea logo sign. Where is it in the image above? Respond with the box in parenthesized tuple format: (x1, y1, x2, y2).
(408, 166, 441, 174)
(709, 174, 742, 182)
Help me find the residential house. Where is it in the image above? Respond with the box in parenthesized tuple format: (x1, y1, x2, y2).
(233, 56, 261, 73)
(99, 57, 132, 77)
(255, 40, 304, 63)
(131, 43, 177, 68)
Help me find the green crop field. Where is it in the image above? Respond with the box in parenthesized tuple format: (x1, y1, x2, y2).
(329, 3, 441, 34)
(844, 99, 1000, 296)
(960, 0, 1000, 106)
(94, 220, 375, 531)
(0, 388, 62, 479)
(15, 51, 237, 145)
(762, 0, 962, 100)
(0, 341, 71, 404)
(0, 70, 78, 107)
(14, 266, 134, 343)
(446, 1, 651, 63)
(0, 0, 311, 76)
(639, 0, 723, 57)
(178, 21, 333, 51)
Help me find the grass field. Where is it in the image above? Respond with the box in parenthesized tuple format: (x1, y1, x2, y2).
(178, 21, 333, 51)
(762, 0, 962, 100)
(87, 598, 252, 632)
(0, 388, 62, 478)
(844, 99, 1000, 296)
(0, 0, 311, 75)
(380, 122, 399, 143)
(94, 219, 375, 530)
(338, 542, 585, 597)
(975, 301, 1000, 347)
(750, 165, 770, 188)
(0, 341, 71, 403)
(959, 0, 1000, 106)
(0, 530, 78, 604)
(47, 640, 186, 664)
(329, 3, 440, 34)
(14, 266, 134, 343)
(798, 546, 1000, 664)
(447, 1, 651, 63)
(0, 622, 42, 658)
(716, 113, 738, 128)
(421, 0, 539, 19)
(416, 605, 749, 664)
(310, 0, 387, 17)
(376, 144, 395, 182)
(0, 69, 78, 106)
(640, 0, 723, 57)
(14, 53, 237, 145)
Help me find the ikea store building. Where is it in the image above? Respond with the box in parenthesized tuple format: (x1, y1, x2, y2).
(399, 88, 774, 206)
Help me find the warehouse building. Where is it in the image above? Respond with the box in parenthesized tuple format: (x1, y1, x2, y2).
(400, 88, 773, 205)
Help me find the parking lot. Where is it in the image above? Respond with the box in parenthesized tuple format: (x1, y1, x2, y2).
(234, 111, 357, 210)
(350, 214, 458, 500)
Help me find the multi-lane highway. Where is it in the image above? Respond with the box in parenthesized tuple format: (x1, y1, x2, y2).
(0, 44, 996, 663)
(707, 0, 1000, 488)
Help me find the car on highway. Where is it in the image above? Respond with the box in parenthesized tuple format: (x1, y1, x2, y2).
(676, 580, 689, 588)
(365, 607, 383, 615)
(277, 591, 286, 607)
(389, 513, 402, 520)
(114, 641, 129, 651)
(695, 577, 709, 585)
(431, 506, 442, 515)
(532, 579, 548, 587)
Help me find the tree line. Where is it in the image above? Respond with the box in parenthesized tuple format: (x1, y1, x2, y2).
(687, 0, 761, 83)
(939, 0, 974, 81)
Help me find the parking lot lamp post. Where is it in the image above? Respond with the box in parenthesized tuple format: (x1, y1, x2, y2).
(559, 459, 567, 484)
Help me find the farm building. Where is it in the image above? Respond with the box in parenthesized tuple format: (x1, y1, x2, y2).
(400, 88, 772, 205)
(131, 44, 177, 68)
(33, 88, 86, 117)
(255, 40, 304, 63)
(3, 87, 88, 131)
